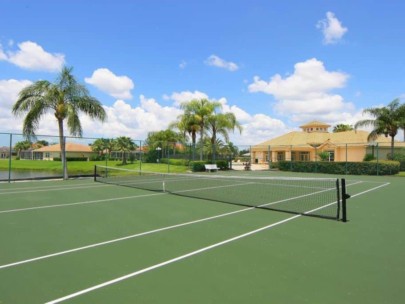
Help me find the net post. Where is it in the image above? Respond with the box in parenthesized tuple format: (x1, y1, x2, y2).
(336, 179, 340, 220)
(341, 178, 347, 222)
(94, 165, 97, 182)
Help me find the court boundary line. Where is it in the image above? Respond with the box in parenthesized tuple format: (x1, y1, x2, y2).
(0, 184, 336, 269)
(44, 181, 390, 304)
(0, 192, 165, 214)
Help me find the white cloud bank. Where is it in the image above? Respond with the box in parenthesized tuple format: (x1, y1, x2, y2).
(205, 55, 239, 72)
(317, 12, 348, 44)
(85, 68, 134, 100)
(0, 41, 65, 72)
(248, 58, 359, 124)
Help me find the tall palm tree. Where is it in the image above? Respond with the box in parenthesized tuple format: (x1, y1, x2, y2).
(207, 112, 242, 160)
(181, 99, 221, 160)
(114, 136, 135, 165)
(12, 66, 106, 179)
(355, 99, 405, 158)
(169, 113, 200, 160)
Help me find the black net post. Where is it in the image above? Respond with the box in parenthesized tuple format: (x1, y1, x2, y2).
(341, 178, 348, 222)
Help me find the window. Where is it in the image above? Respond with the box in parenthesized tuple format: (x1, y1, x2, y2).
(327, 151, 335, 161)
(45, 152, 50, 158)
(299, 152, 310, 161)
(277, 152, 285, 161)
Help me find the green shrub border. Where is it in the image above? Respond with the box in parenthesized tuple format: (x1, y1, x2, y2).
(278, 160, 400, 175)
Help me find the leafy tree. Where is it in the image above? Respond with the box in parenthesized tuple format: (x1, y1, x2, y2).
(332, 124, 354, 133)
(355, 99, 405, 158)
(14, 140, 31, 157)
(12, 66, 106, 179)
(91, 138, 115, 158)
(145, 129, 183, 162)
(207, 112, 242, 145)
(180, 99, 222, 160)
(114, 136, 136, 165)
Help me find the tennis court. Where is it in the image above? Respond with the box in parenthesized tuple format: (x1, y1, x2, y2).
(0, 169, 403, 303)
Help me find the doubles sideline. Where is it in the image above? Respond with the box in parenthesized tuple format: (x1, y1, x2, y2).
(0, 182, 337, 269)
(45, 181, 390, 304)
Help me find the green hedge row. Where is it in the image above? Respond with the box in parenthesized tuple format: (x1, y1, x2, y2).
(53, 157, 88, 162)
(278, 160, 400, 175)
(190, 160, 229, 172)
(159, 158, 189, 166)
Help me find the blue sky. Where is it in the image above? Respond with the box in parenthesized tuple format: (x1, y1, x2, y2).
(1, 0, 405, 144)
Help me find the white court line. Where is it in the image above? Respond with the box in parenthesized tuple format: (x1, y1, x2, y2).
(44, 181, 390, 304)
(0, 183, 109, 195)
(0, 181, 343, 269)
(0, 192, 165, 214)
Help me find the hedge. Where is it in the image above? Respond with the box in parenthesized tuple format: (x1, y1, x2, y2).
(278, 160, 400, 175)
(53, 157, 88, 162)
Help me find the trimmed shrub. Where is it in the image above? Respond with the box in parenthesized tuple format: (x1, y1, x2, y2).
(278, 160, 399, 175)
(216, 160, 229, 170)
(190, 161, 206, 172)
(53, 157, 88, 162)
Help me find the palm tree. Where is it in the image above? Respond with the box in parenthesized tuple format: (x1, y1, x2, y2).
(207, 112, 242, 160)
(181, 99, 222, 160)
(14, 140, 32, 158)
(355, 99, 405, 158)
(12, 66, 106, 179)
(169, 113, 200, 160)
(114, 136, 135, 165)
(333, 124, 354, 133)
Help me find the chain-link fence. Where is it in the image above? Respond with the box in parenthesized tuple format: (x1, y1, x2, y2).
(1, 132, 404, 181)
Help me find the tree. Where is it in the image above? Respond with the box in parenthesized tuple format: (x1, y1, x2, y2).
(207, 112, 242, 160)
(12, 66, 106, 179)
(354, 99, 405, 158)
(333, 124, 354, 133)
(180, 99, 222, 160)
(145, 129, 183, 162)
(14, 140, 31, 158)
(91, 138, 115, 159)
(114, 136, 136, 165)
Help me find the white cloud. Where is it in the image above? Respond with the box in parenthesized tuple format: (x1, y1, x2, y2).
(248, 58, 354, 124)
(179, 60, 187, 69)
(85, 68, 134, 100)
(80, 96, 183, 139)
(0, 79, 32, 126)
(0, 41, 65, 72)
(164, 90, 209, 106)
(317, 11, 348, 44)
(205, 55, 239, 71)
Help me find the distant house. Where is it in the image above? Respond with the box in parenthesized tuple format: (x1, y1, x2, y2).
(251, 121, 405, 163)
(0, 146, 11, 159)
(21, 143, 95, 160)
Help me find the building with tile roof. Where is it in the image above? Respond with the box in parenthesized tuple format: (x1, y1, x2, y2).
(21, 143, 94, 160)
(251, 121, 405, 163)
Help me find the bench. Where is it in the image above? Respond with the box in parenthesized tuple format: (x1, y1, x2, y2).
(204, 164, 219, 172)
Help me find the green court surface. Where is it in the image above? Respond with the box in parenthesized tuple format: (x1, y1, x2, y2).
(0, 171, 404, 304)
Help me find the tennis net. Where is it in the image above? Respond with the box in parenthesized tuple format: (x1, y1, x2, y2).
(94, 165, 347, 221)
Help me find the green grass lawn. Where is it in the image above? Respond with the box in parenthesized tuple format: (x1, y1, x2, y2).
(0, 159, 189, 174)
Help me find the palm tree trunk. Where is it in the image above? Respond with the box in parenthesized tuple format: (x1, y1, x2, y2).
(391, 135, 395, 159)
(199, 128, 204, 161)
(58, 119, 68, 179)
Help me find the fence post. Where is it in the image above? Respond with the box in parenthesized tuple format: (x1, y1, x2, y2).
(345, 144, 348, 175)
(139, 140, 142, 172)
(8, 133, 12, 183)
(268, 145, 271, 170)
(376, 143, 379, 176)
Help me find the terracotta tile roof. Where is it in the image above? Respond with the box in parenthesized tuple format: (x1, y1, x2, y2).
(34, 143, 93, 153)
(299, 121, 331, 128)
(254, 130, 396, 147)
